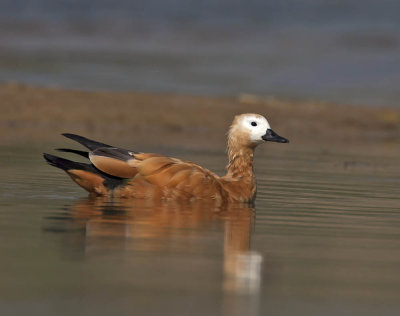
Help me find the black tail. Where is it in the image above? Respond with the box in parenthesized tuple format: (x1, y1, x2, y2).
(62, 133, 112, 151)
(43, 153, 125, 190)
(43, 153, 92, 171)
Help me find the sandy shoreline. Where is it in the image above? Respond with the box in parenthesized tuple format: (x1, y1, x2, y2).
(1, 83, 399, 153)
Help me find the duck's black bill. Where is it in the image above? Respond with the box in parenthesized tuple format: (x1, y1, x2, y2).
(262, 129, 289, 143)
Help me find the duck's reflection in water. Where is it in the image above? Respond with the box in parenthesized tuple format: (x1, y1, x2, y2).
(45, 198, 262, 313)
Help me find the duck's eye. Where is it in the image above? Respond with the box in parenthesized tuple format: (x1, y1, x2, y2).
(251, 121, 257, 127)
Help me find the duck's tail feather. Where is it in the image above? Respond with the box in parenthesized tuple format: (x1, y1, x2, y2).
(43, 153, 125, 195)
(43, 153, 91, 171)
(62, 133, 112, 151)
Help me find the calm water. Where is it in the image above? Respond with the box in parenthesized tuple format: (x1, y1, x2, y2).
(1, 144, 400, 315)
(1, 0, 400, 106)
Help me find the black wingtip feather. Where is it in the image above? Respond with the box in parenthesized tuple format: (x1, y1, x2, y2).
(43, 153, 91, 171)
(43, 153, 126, 190)
(43, 153, 61, 168)
(62, 133, 112, 150)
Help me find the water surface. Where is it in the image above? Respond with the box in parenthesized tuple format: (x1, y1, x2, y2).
(0, 145, 399, 315)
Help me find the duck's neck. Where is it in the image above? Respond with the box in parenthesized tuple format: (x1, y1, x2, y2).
(226, 142, 256, 181)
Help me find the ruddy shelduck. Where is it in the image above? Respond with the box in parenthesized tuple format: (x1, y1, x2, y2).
(44, 113, 289, 203)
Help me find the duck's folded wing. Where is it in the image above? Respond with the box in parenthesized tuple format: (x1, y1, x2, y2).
(89, 149, 225, 199)
(135, 156, 226, 199)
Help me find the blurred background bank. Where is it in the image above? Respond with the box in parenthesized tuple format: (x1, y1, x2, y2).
(1, 0, 399, 106)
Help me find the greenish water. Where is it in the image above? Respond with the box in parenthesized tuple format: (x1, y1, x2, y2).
(1, 145, 399, 315)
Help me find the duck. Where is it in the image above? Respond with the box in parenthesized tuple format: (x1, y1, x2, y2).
(43, 113, 289, 204)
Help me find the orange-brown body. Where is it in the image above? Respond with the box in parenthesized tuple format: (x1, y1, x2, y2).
(111, 153, 257, 203)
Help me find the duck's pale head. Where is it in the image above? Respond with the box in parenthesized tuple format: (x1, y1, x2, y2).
(229, 113, 289, 148)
